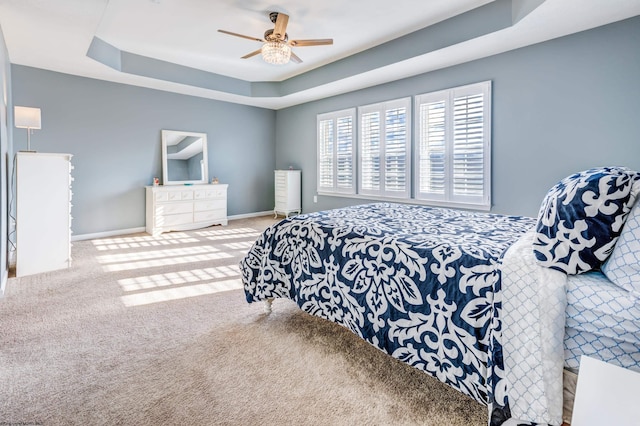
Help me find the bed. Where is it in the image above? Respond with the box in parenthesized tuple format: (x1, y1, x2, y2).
(564, 271, 640, 373)
(561, 270, 640, 422)
(240, 167, 640, 426)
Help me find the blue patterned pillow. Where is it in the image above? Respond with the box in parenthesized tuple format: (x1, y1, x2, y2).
(533, 167, 640, 274)
(601, 198, 640, 296)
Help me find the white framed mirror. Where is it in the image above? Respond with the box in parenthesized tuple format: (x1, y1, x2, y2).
(161, 130, 208, 185)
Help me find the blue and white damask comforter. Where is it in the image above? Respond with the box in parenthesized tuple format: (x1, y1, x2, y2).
(240, 203, 564, 425)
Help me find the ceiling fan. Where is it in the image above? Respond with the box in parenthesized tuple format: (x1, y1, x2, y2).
(218, 12, 333, 65)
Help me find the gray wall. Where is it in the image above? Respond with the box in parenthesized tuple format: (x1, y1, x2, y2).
(275, 16, 640, 218)
(0, 23, 12, 290)
(11, 66, 276, 236)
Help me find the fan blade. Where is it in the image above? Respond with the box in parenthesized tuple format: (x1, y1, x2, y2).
(273, 13, 289, 40)
(241, 48, 263, 59)
(289, 39, 333, 47)
(218, 29, 263, 43)
(290, 51, 303, 64)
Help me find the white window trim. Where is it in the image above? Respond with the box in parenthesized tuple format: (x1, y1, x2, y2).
(414, 81, 491, 210)
(357, 97, 411, 199)
(315, 190, 489, 212)
(316, 108, 357, 195)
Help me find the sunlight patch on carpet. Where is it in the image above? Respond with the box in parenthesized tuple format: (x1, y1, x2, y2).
(196, 227, 263, 242)
(100, 252, 233, 272)
(120, 278, 243, 306)
(96, 246, 234, 272)
(195, 227, 260, 237)
(92, 232, 199, 250)
(97, 246, 221, 263)
(222, 241, 255, 250)
(118, 265, 240, 291)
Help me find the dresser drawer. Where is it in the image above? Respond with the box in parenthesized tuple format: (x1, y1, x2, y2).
(194, 200, 226, 212)
(155, 202, 193, 216)
(155, 191, 170, 202)
(211, 187, 227, 198)
(162, 212, 193, 227)
(167, 190, 194, 202)
(275, 174, 287, 186)
(194, 209, 225, 222)
(275, 186, 287, 194)
(275, 201, 291, 210)
(195, 187, 227, 200)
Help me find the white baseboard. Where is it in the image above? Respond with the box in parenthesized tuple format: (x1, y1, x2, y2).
(71, 212, 274, 241)
(0, 268, 7, 297)
(71, 227, 146, 242)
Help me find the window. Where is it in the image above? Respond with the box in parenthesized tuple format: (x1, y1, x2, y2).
(317, 109, 356, 194)
(415, 81, 491, 209)
(315, 81, 491, 210)
(358, 98, 411, 198)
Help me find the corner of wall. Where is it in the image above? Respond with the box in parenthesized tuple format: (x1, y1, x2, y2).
(0, 21, 13, 291)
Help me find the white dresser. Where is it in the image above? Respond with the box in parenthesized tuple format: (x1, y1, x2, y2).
(16, 152, 73, 277)
(274, 170, 301, 218)
(146, 184, 228, 236)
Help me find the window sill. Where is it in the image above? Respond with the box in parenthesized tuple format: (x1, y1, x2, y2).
(317, 191, 491, 212)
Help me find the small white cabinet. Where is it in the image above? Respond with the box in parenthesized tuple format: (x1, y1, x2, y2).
(16, 152, 73, 277)
(146, 184, 228, 236)
(274, 170, 301, 218)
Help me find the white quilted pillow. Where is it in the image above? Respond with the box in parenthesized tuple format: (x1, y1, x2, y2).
(602, 198, 640, 296)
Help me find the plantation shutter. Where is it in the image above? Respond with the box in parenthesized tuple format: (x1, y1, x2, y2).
(385, 107, 408, 194)
(335, 116, 354, 190)
(360, 111, 380, 192)
(453, 92, 485, 198)
(317, 109, 356, 194)
(358, 98, 410, 198)
(317, 118, 334, 190)
(415, 81, 491, 209)
(418, 100, 446, 197)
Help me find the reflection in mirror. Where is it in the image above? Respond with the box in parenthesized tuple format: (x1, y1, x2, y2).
(161, 130, 208, 185)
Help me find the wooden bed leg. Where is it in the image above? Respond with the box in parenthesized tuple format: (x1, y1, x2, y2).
(263, 298, 273, 314)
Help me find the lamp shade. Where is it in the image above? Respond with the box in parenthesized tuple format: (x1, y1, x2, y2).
(14, 106, 41, 129)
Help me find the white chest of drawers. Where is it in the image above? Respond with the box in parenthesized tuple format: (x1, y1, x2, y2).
(146, 184, 228, 236)
(274, 170, 301, 218)
(16, 152, 73, 277)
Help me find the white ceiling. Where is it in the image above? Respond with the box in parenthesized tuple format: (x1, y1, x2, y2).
(1, 0, 639, 109)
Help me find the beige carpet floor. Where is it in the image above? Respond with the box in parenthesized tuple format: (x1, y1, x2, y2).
(0, 216, 487, 425)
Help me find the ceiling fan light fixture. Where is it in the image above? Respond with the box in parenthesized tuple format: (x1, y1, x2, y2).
(261, 41, 291, 65)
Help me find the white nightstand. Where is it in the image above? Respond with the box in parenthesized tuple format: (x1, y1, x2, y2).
(571, 356, 640, 425)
